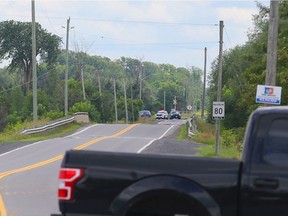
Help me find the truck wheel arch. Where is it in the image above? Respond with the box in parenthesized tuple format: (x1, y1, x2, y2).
(110, 175, 221, 216)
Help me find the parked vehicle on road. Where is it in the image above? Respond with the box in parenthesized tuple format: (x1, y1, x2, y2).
(170, 110, 181, 119)
(139, 110, 151, 118)
(156, 110, 168, 119)
(52, 106, 288, 216)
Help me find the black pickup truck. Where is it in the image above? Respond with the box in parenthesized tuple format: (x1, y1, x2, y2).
(52, 106, 288, 216)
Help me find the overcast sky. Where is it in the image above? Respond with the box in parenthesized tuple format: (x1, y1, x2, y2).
(1, 0, 270, 70)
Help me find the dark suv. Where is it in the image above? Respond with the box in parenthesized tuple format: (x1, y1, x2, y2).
(170, 110, 181, 119)
(139, 110, 151, 118)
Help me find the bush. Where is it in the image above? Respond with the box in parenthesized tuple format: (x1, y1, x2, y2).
(222, 130, 235, 148)
(69, 101, 100, 122)
(44, 110, 64, 120)
(222, 128, 244, 150)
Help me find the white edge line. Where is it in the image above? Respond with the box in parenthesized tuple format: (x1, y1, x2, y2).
(0, 140, 44, 157)
(0, 124, 99, 157)
(66, 124, 99, 137)
(137, 125, 175, 154)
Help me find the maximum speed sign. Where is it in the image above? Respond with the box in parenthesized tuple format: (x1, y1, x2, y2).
(212, 101, 225, 119)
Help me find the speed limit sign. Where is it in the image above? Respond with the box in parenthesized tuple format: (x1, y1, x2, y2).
(212, 102, 225, 119)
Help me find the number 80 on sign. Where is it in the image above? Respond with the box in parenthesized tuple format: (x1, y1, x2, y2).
(212, 102, 225, 119)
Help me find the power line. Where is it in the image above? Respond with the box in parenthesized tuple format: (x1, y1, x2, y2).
(2, 14, 218, 27)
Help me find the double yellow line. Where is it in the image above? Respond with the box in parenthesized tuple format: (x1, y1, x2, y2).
(0, 124, 138, 216)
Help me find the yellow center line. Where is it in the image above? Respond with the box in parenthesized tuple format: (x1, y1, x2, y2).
(0, 123, 139, 216)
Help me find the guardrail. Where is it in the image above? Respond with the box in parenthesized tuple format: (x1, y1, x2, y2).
(20, 116, 75, 135)
(20, 112, 89, 135)
(188, 114, 197, 138)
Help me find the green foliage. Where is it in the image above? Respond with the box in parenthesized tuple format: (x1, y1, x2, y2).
(191, 117, 215, 145)
(193, 133, 215, 145)
(0, 105, 8, 132)
(197, 145, 241, 159)
(192, 116, 242, 158)
(222, 130, 236, 148)
(68, 79, 84, 106)
(1, 2, 287, 136)
(69, 101, 100, 122)
(116, 96, 144, 122)
(0, 20, 61, 95)
(7, 112, 21, 126)
(44, 110, 64, 120)
(195, 117, 215, 134)
(176, 124, 188, 141)
(9, 86, 25, 115)
(207, 1, 288, 129)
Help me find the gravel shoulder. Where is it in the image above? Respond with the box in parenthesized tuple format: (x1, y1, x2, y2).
(141, 124, 203, 155)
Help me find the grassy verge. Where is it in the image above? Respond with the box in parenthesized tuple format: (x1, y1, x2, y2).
(0, 122, 84, 143)
(191, 116, 243, 159)
(177, 124, 188, 140)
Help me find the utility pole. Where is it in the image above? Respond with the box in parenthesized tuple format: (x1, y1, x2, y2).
(173, 96, 177, 110)
(31, 0, 37, 122)
(201, 47, 207, 118)
(114, 78, 118, 123)
(123, 79, 129, 124)
(131, 83, 134, 123)
(265, 0, 279, 86)
(64, 17, 70, 116)
(163, 89, 166, 111)
(215, 21, 224, 156)
(81, 65, 86, 100)
(139, 64, 143, 100)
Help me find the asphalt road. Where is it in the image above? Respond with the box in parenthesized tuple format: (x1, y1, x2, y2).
(0, 119, 201, 216)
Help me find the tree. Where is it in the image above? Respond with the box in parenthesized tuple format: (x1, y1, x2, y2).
(0, 20, 62, 95)
(207, 1, 288, 129)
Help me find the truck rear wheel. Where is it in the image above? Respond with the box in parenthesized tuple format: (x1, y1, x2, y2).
(124, 191, 210, 216)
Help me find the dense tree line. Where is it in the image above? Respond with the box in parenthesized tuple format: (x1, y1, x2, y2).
(0, 20, 203, 131)
(1, 1, 286, 133)
(208, 1, 288, 130)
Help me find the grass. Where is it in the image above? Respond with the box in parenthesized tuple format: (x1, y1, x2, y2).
(193, 132, 215, 145)
(137, 117, 156, 124)
(177, 124, 188, 140)
(191, 116, 242, 159)
(196, 144, 241, 159)
(0, 122, 84, 144)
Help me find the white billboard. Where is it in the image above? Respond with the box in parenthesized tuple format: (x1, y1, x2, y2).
(256, 85, 282, 105)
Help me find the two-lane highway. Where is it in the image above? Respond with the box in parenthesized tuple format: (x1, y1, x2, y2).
(0, 122, 179, 216)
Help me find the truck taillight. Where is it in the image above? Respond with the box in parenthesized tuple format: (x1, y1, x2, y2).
(58, 168, 84, 201)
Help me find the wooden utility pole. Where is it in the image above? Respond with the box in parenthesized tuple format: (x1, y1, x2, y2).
(114, 78, 118, 123)
(215, 21, 224, 156)
(64, 17, 70, 116)
(265, 0, 279, 86)
(81, 65, 86, 100)
(201, 47, 207, 118)
(131, 83, 134, 123)
(163, 89, 166, 111)
(31, 0, 37, 121)
(123, 79, 129, 124)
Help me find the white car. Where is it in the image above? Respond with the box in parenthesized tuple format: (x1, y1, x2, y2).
(156, 110, 168, 119)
